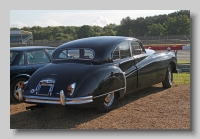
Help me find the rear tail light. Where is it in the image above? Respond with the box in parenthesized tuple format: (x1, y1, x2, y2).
(67, 83, 76, 96)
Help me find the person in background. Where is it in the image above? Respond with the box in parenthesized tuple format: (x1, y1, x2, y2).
(167, 47, 171, 51)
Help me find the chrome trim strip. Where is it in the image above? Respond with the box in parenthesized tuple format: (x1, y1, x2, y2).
(24, 95, 60, 100)
(125, 70, 137, 78)
(129, 40, 133, 57)
(23, 95, 93, 105)
(93, 87, 125, 98)
(136, 60, 156, 70)
(25, 99, 61, 104)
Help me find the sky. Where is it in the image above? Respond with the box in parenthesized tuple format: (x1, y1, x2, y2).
(10, 10, 178, 28)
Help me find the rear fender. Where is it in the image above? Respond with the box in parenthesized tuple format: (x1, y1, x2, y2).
(65, 65, 126, 102)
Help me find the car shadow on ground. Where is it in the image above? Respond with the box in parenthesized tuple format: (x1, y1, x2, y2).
(116, 84, 166, 108)
(10, 84, 167, 129)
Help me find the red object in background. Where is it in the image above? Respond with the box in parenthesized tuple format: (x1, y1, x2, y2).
(144, 45, 183, 50)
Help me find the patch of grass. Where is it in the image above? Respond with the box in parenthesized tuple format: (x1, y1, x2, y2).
(178, 60, 190, 64)
(173, 73, 190, 85)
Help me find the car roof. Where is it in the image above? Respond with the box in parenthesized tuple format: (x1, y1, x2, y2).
(57, 36, 137, 50)
(53, 36, 138, 63)
(10, 46, 55, 52)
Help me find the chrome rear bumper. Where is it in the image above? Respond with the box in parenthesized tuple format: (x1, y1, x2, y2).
(18, 89, 93, 105)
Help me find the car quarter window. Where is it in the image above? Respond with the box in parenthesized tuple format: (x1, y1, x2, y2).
(112, 41, 131, 60)
(131, 41, 145, 55)
(27, 50, 50, 64)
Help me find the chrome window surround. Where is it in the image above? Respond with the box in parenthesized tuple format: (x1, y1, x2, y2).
(112, 40, 132, 61)
(53, 48, 95, 60)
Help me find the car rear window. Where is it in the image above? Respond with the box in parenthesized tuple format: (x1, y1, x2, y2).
(53, 49, 95, 60)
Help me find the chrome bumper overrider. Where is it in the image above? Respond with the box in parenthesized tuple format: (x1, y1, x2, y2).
(18, 89, 93, 105)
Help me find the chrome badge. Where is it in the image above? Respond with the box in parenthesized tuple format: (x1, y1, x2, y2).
(30, 89, 35, 93)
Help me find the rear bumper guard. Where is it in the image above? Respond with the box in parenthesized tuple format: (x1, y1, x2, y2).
(18, 89, 93, 105)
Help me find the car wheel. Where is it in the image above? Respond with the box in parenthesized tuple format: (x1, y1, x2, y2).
(162, 64, 173, 88)
(97, 92, 118, 112)
(10, 78, 27, 103)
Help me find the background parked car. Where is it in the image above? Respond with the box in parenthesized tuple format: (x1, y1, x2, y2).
(10, 46, 55, 103)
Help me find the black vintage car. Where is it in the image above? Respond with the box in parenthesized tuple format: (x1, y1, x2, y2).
(18, 36, 178, 112)
(10, 46, 55, 103)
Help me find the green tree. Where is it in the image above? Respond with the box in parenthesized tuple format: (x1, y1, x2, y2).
(48, 35, 54, 41)
(117, 17, 133, 36)
(101, 30, 116, 36)
(77, 25, 95, 39)
(91, 26, 103, 36)
(163, 15, 190, 35)
(103, 23, 118, 32)
(146, 23, 165, 36)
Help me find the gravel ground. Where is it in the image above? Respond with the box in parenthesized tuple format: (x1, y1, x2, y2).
(10, 84, 190, 129)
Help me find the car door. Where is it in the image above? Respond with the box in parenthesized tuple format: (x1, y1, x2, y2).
(131, 41, 157, 89)
(113, 41, 138, 94)
(25, 50, 51, 76)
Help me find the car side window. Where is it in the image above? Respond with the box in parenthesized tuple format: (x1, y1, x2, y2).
(131, 41, 142, 55)
(27, 50, 50, 64)
(113, 41, 131, 61)
(119, 41, 131, 59)
(46, 49, 54, 55)
(10, 51, 18, 64)
(131, 41, 145, 55)
(19, 53, 25, 65)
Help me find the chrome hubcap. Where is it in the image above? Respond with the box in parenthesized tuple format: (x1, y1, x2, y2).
(13, 81, 24, 99)
(104, 92, 114, 107)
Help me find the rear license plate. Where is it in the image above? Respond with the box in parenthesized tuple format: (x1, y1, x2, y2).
(38, 86, 50, 95)
(36, 79, 55, 96)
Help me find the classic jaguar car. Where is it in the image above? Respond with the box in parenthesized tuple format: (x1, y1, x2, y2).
(18, 36, 178, 112)
(10, 46, 55, 103)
